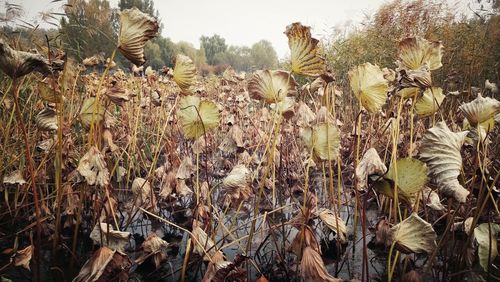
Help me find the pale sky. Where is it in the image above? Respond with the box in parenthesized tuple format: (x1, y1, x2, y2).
(6, 0, 473, 58)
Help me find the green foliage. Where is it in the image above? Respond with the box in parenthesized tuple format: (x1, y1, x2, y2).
(200, 34, 227, 65)
(324, 0, 499, 92)
(59, 0, 115, 61)
(250, 40, 278, 70)
(212, 40, 278, 72)
(118, 0, 158, 18)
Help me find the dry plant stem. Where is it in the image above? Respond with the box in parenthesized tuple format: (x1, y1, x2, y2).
(458, 169, 500, 268)
(52, 65, 66, 254)
(387, 96, 405, 280)
(180, 238, 192, 282)
(88, 48, 117, 148)
(245, 106, 283, 254)
(12, 77, 41, 282)
(352, 111, 362, 255)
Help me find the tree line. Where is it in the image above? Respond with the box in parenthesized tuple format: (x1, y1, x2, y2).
(57, 0, 278, 72)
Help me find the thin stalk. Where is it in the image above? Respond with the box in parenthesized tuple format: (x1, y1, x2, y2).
(12, 77, 42, 282)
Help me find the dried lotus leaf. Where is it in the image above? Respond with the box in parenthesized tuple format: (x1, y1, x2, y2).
(135, 233, 169, 269)
(415, 87, 445, 117)
(390, 213, 437, 254)
(474, 223, 500, 271)
(247, 70, 297, 103)
(459, 95, 500, 127)
(105, 83, 130, 106)
(173, 54, 196, 91)
(37, 78, 62, 103)
(13, 245, 33, 271)
(419, 122, 469, 203)
(285, 22, 326, 77)
(296, 102, 316, 127)
(35, 107, 58, 131)
(73, 247, 131, 282)
(3, 170, 26, 185)
(80, 97, 105, 129)
(82, 55, 102, 67)
(386, 158, 428, 196)
(300, 246, 341, 282)
(191, 226, 220, 261)
(90, 223, 130, 252)
(398, 36, 443, 71)
(348, 62, 388, 113)
(177, 95, 220, 139)
(271, 96, 296, 119)
(355, 148, 387, 191)
(222, 164, 252, 208)
(421, 187, 445, 211)
(0, 38, 52, 78)
(77, 146, 110, 187)
(318, 208, 347, 244)
(397, 87, 420, 98)
(301, 122, 340, 161)
(131, 178, 156, 209)
(118, 7, 159, 66)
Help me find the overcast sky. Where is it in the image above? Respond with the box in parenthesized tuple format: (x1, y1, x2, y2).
(7, 0, 473, 58)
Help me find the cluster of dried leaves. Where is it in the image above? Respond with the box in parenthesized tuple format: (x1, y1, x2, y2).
(0, 6, 498, 282)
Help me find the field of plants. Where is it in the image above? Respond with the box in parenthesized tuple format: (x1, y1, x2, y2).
(0, 1, 499, 282)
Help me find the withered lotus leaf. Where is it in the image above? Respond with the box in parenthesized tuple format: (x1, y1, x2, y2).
(385, 158, 428, 197)
(247, 70, 297, 103)
(485, 79, 498, 93)
(118, 7, 159, 66)
(105, 83, 130, 106)
(37, 78, 62, 103)
(300, 246, 341, 282)
(73, 247, 131, 282)
(398, 36, 443, 71)
(135, 233, 169, 269)
(35, 107, 58, 131)
(296, 102, 316, 127)
(474, 222, 500, 271)
(390, 213, 437, 254)
(173, 54, 196, 92)
(318, 209, 348, 244)
(0, 38, 52, 78)
(398, 65, 433, 89)
(131, 178, 156, 210)
(79, 97, 105, 129)
(348, 63, 388, 113)
(421, 187, 445, 211)
(419, 122, 469, 203)
(90, 223, 130, 252)
(397, 87, 420, 99)
(176, 156, 195, 179)
(13, 245, 33, 271)
(415, 87, 445, 117)
(222, 164, 252, 208)
(77, 146, 110, 187)
(290, 226, 321, 257)
(177, 95, 220, 140)
(459, 94, 500, 128)
(82, 55, 102, 67)
(285, 22, 326, 77)
(355, 148, 387, 191)
(191, 226, 221, 261)
(271, 96, 296, 118)
(300, 122, 340, 161)
(3, 170, 26, 185)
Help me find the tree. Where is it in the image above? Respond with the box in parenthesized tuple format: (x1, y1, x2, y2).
(250, 40, 278, 70)
(200, 34, 227, 65)
(118, 0, 157, 18)
(59, 0, 115, 61)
